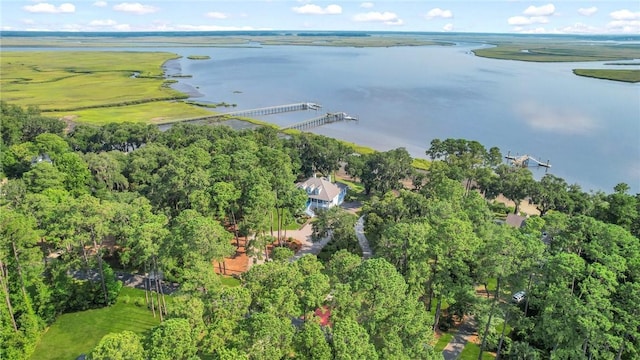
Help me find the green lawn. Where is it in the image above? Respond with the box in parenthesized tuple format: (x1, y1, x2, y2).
(220, 276, 241, 287)
(271, 208, 303, 232)
(31, 287, 161, 360)
(434, 332, 454, 352)
(459, 342, 495, 360)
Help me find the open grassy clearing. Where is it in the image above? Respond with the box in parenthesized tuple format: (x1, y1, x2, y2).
(573, 69, 640, 83)
(459, 342, 495, 360)
(1, 51, 189, 112)
(44, 101, 212, 125)
(434, 332, 455, 352)
(31, 287, 161, 360)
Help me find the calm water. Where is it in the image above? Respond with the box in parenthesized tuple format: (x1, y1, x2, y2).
(5, 40, 639, 192)
(168, 44, 639, 193)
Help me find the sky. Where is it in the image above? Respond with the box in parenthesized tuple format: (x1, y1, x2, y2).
(1, 1, 639, 34)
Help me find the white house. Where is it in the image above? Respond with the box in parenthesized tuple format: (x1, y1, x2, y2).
(297, 175, 347, 216)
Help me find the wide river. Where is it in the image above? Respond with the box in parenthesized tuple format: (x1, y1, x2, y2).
(166, 43, 639, 193)
(8, 41, 639, 193)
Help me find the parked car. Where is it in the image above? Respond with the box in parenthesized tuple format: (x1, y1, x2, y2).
(512, 291, 526, 303)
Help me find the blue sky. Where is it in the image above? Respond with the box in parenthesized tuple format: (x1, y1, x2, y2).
(1, 1, 639, 34)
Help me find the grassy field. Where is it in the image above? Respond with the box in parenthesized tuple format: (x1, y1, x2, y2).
(1, 51, 212, 124)
(573, 69, 640, 83)
(44, 101, 213, 125)
(31, 287, 161, 360)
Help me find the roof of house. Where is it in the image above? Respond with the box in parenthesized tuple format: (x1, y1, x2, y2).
(505, 213, 527, 228)
(297, 176, 345, 202)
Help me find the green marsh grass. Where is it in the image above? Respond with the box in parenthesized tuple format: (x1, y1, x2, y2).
(573, 69, 640, 83)
(187, 55, 211, 60)
(1, 51, 191, 116)
(44, 101, 212, 125)
(472, 43, 640, 62)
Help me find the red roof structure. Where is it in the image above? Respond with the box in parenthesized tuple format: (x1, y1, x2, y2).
(314, 306, 332, 327)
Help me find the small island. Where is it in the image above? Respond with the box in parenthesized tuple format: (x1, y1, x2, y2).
(186, 55, 211, 60)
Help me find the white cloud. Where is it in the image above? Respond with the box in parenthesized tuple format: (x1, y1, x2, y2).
(425, 8, 453, 19)
(508, 15, 549, 25)
(89, 19, 117, 26)
(523, 4, 555, 16)
(23, 2, 76, 14)
(607, 20, 640, 33)
(559, 22, 600, 34)
(205, 12, 228, 19)
(610, 9, 640, 21)
(443, 23, 454, 32)
(93, 1, 107, 7)
(113, 2, 158, 15)
(608, 9, 640, 33)
(114, 24, 131, 31)
(360, 2, 374, 8)
(516, 102, 597, 135)
(353, 11, 403, 25)
(578, 7, 597, 16)
(508, 4, 554, 28)
(292, 4, 342, 15)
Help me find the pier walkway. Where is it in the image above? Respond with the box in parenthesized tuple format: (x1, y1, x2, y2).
(168, 102, 322, 124)
(281, 112, 358, 131)
(222, 102, 321, 117)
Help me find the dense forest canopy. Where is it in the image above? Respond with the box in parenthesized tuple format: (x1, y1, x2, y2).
(1, 102, 638, 359)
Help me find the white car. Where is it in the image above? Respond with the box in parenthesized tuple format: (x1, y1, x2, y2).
(512, 291, 526, 303)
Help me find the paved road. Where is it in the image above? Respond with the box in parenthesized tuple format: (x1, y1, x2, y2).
(290, 222, 331, 261)
(355, 216, 373, 259)
(442, 317, 477, 360)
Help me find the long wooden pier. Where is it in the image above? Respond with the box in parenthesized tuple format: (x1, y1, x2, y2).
(167, 102, 322, 124)
(222, 102, 321, 117)
(281, 112, 358, 131)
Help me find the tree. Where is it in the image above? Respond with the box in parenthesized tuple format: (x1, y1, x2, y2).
(146, 318, 198, 360)
(297, 272, 330, 317)
(493, 164, 536, 214)
(530, 174, 570, 216)
(0, 209, 47, 359)
(332, 318, 378, 360)
(294, 320, 332, 360)
(347, 259, 408, 335)
(166, 209, 234, 284)
(360, 148, 413, 195)
(240, 312, 295, 360)
(90, 331, 145, 360)
(84, 151, 129, 194)
(0, 102, 64, 147)
(325, 249, 362, 285)
(599, 183, 639, 232)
